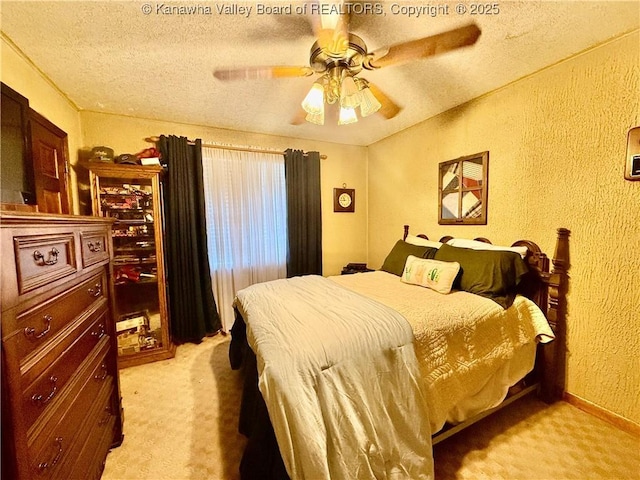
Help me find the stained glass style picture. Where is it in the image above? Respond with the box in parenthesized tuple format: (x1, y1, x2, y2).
(438, 152, 488, 225)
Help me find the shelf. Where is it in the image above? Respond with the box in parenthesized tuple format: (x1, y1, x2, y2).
(114, 258, 156, 264)
(113, 219, 154, 225)
(101, 192, 152, 197)
(113, 234, 155, 239)
(88, 162, 173, 369)
(104, 207, 153, 212)
(115, 279, 158, 286)
(114, 246, 155, 252)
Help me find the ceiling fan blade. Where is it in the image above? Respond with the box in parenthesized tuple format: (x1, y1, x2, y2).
(214, 66, 313, 81)
(366, 23, 481, 70)
(308, 0, 350, 56)
(367, 83, 402, 119)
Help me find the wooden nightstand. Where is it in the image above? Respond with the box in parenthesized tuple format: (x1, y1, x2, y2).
(341, 263, 374, 275)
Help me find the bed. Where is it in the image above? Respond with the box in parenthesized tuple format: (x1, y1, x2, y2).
(229, 225, 570, 479)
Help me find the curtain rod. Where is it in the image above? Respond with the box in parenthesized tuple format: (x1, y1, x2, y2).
(145, 136, 327, 159)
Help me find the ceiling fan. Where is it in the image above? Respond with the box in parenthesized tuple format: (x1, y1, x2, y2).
(213, 8, 481, 126)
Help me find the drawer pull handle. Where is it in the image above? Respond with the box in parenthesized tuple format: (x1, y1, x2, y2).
(88, 283, 102, 297)
(33, 247, 59, 266)
(31, 376, 58, 406)
(92, 323, 106, 339)
(94, 364, 108, 381)
(24, 314, 52, 340)
(88, 241, 103, 252)
(38, 436, 63, 471)
(99, 405, 112, 426)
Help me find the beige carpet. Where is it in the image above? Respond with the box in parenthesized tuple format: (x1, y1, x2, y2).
(103, 335, 639, 480)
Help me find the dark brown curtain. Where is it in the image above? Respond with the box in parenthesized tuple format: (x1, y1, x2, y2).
(158, 135, 221, 342)
(284, 149, 322, 277)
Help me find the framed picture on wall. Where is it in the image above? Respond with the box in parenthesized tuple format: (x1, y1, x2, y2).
(438, 151, 488, 225)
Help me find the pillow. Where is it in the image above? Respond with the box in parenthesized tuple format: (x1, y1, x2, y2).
(434, 243, 529, 308)
(401, 256, 460, 294)
(446, 238, 528, 259)
(380, 240, 438, 276)
(405, 234, 443, 249)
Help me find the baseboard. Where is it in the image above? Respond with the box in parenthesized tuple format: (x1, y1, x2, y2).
(563, 392, 640, 437)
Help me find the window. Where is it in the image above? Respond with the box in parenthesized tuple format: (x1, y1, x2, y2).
(201, 146, 287, 331)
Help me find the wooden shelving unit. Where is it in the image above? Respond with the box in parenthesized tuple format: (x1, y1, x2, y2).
(85, 163, 175, 368)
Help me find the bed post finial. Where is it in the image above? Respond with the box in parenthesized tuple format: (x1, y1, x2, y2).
(541, 227, 570, 402)
(553, 228, 570, 273)
(403, 225, 409, 240)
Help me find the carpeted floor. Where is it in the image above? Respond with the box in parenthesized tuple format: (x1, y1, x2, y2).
(102, 335, 639, 480)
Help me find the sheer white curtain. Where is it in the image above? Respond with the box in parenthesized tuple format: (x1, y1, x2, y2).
(201, 145, 287, 331)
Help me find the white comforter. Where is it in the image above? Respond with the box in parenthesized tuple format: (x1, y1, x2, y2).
(330, 271, 555, 431)
(234, 275, 434, 480)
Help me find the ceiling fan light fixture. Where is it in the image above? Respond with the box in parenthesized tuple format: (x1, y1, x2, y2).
(302, 82, 325, 115)
(338, 106, 358, 125)
(340, 74, 362, 108)
(359, 86, 382, 117)
(305, 110, 325, 125)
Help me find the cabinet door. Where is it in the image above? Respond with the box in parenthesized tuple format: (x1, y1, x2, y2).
(1, 83, 35, 206)
(30, 111, 71, 214)
(87, 164, 175, 368)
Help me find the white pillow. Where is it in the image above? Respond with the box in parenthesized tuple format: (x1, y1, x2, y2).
(446, 238, 528, 259)
(405, 234, 443, 249)
(401, 255, 460, 294)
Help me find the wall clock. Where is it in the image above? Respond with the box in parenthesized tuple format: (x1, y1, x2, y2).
(333, 187, 355, 213)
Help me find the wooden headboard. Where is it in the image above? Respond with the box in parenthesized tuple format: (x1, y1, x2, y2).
(403, 225, 570, 402)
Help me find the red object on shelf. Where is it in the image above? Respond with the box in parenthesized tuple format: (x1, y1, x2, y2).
(115, 265, 141, 282)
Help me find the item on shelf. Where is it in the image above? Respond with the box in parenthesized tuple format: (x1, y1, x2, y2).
(90, 145, 114, 162)
(115, 153, 140, 165)
(136, 147, 162, 159)
(140, 157, 161, 166)
(135, 147, 163, 166)
(116, 312, 149, 333)
(115, 265, 142, 282)
(116, 311, 160, 355)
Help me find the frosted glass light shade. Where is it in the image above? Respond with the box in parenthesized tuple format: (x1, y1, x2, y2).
(359, 86, 382, 117)
(338, 106, 358, 125)
(305, 110, 325, 125)
(340, 75, 361, 108)
(302, 83, 325, 115)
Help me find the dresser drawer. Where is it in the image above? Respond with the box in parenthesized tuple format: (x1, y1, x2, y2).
(80, 230, 110, 268)
(5, 272, 107, 367)
(27, 339, 113, 479)
(64, 385, 117, 480)
(22, 310, 109, 434)
(14, 233, 78, 295)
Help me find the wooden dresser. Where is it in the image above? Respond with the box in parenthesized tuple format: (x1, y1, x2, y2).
(1, 212, 123, 480)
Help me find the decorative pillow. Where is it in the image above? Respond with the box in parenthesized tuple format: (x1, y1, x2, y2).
(380, 240, 438, 276)
(405, 234, 443, 249)
(446, 238, 528, 259)
(434, 243, 529, 308)
(401, 256, 460, 294)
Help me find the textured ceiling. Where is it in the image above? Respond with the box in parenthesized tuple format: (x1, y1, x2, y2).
(1, 1, 638, 146)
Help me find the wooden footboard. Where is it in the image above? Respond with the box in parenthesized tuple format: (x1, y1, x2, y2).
(403, 225, 570, 403)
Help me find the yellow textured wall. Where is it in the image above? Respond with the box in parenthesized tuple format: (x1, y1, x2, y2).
(1, 36, 83, 213)
(368, 32, 640, 424)
(80, 111, 369, 276)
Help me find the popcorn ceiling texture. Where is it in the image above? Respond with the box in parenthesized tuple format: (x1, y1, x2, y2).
(367, 32, 640, 425)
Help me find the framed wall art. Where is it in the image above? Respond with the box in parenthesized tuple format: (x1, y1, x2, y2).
(438, 151, 488, 225)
